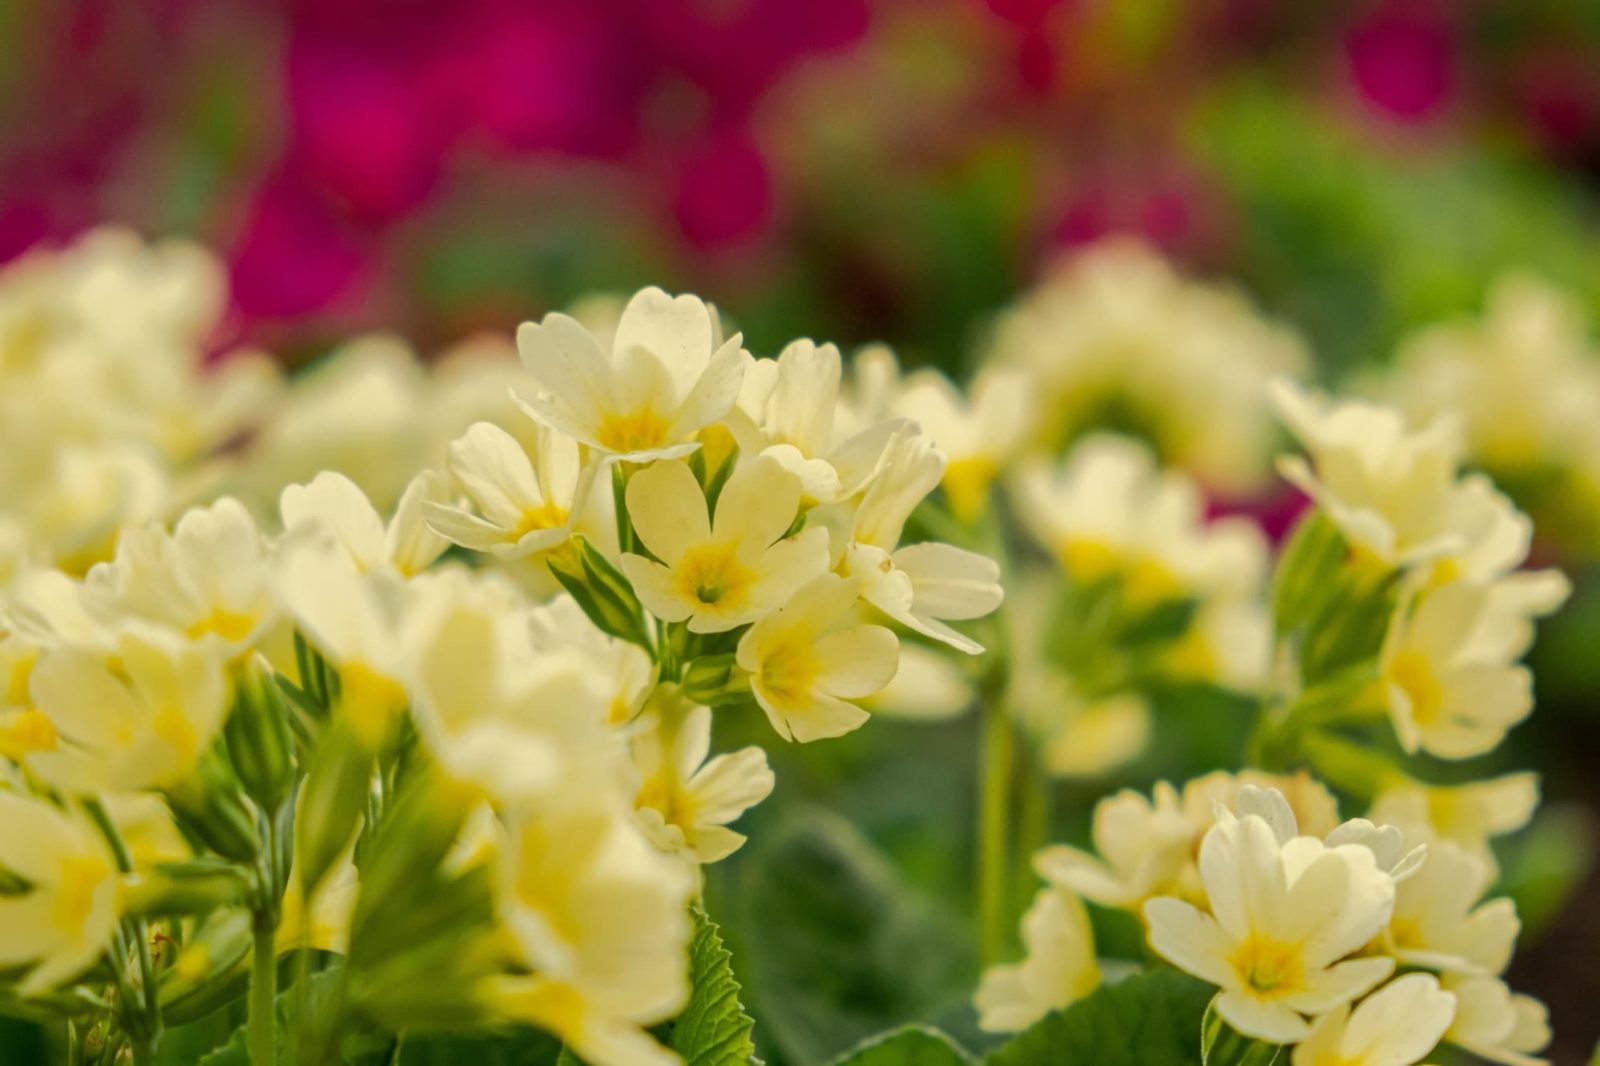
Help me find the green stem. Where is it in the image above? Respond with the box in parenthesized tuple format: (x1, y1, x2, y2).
(977, 688, 1014, 968)
(612, 463, 635, 556)
(250, 917, 277, 1066)
(1013, 745, 1049, 916)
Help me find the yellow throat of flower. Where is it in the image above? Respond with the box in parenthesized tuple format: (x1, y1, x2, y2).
(1228, 935, 1306, 998)
(675, 544, 756, 614)
(1386, 649, 1443, 727)
(597, 408, 673, 454)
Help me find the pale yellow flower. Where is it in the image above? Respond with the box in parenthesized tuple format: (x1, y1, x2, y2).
(424, 421, 595, 560)
(840, 428, 1003, 654)
(1368, 774, 1538, 865)
(0, 791, 121, 995)
(515, 286, 747, 462)
(1290, 974, 1455, 1066)
(27, 627, 229, 793)
(1144, 798, 1397, 1043)
(280, 469, 451, 577)
(1381, 583, 1532, 759)
(1382, 841, 1518, 976)
(975, 887, 1100, 1033)
(83, 497, 276, 654)
(631, 693, 774, 864)
(492, 802, 695, 1066)
(1441, 974, 1550, 1066)
(619, 456, 829, 633)
(736, 573, 898, 742)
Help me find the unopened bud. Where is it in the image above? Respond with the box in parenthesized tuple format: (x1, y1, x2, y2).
(224, 655, 296, 816)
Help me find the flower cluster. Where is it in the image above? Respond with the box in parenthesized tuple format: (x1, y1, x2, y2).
(0, 231, 1002, 1065)
(976, 379, 1567, 1065)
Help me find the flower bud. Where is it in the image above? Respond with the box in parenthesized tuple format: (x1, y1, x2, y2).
(546, 535, 651, 649)
(166, 752, 261, 864)
(295, 716, 375, 902)
(680, 654, 752, 707)
(224, 655, 297, 816)
(157, 909, 253, 1024)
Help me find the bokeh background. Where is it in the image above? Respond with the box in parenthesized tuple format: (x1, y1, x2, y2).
(4, 0, 1600, 1061)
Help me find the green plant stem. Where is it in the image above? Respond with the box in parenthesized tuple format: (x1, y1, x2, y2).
(612, 463, 635, 555)
(250, 916, 277, 1066)
(977, 688, 1014, 968)
(1013, 745, 1049, 916)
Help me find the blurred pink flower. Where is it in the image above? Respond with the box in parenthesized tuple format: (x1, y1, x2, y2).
(229, 172, 374, 320)
(436, 2, 645, 157)
(286, 33, 456, 221)
(1344, 1, 1457, 124)
(671, 129, 774, 250)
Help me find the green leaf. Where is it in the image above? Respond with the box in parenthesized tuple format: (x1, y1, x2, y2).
(985, 970, 1214, 1066)
(827, 1026, 975, 1066)
(669, 907, 759, 1066)
(395, 1029, 562, 1065)
(737, 811, 975, 1066)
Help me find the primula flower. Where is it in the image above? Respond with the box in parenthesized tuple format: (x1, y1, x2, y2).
(83, 497, 277, 654)
(1367, 773, 1539, 866)
(1382, 840, 1518, 975)
(630, 693, 774, 864)
(279, 545, 412, 748)
(402, 570, 625, 810)
(515, 287, 747, 462)
(1380, 583, 1532, 759)
(890, 363, 1033, 525)
(982, 240, 1308, 493)
(492, 803, 695, 1066)
(424, 421, 595, 560)
(1440, 974, 1552, 1066)
(527, 596, 653, 726)
(1272, 380, 1532, 578)
(975, 887, 1100, 1033)
(0, 791, 121, 995)
(27, 628, 229, 793)
(1290, 974, 1456, 1066)
(840, 429, 1004, 654)
(1144, 799, 1398, 1043)
(619, 456, 829, 634)
(730, 338, 907, 505)
(280, 469, 451, 577)
(736, 573, 899, 742)
(1013, 433, 1266, 607)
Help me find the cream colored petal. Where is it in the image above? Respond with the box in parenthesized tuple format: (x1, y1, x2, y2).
(387, 469, 453, 574)
(447, 422, 546, 528)
(615, 287, 714, 398)
(30, 646, 140, 742)
(625, 460, 710, 565)
(813, 625, 898, 700)
(1143, 897, 1235, 988)
(1215, 991, 1310, 1044)
(279, 471, 387, 570)
(893, 542, 1004, 620)
(688, 747, 774, 826)
(668, 336, 747, 440)
(746, 527, 831, 609)
(1341, 974, 1455, 1066)
(713, 456, 801, 551)
(618, 555, 694, 624)
(516, 313, 613, 423)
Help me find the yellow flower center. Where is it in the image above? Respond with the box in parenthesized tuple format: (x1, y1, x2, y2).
(1059, 537, 1120, 584)
(50, 854, 110, 934)
(1386, 649, 1443, 727)
(757, 639, 820, 712)
(1228, 935, 1305, 997)
(0, 708, 57, 760)
(942, 457, 997, 524)
(511, 500, 570, 540)
(596, 408, 673, 453)
(3, 653, 34, 706)
(676, 544, 755, 612)
(637, 772, 696, 832)
(339, 661, 407, 748)
(185, 608, 257, 644)
(151, 706, 200, 769)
